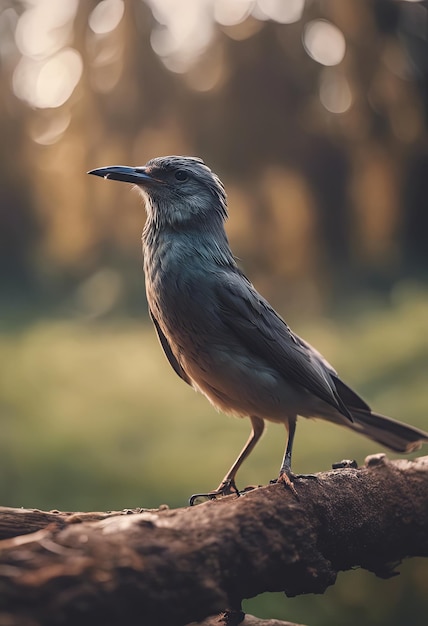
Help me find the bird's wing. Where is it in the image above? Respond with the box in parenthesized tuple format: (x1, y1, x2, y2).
(149, 308, 192, 386)
(332, 377, 371, 411)
(292, 334, 371, 411)
(216, 271, 353, 420)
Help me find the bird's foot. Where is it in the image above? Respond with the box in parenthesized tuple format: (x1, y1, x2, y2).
(274, 472, 299, 499)
(189, 478, 240, 506)
(270, 471, 318, 499)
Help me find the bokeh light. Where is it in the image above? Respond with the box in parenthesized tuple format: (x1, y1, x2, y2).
(14, 0, 78, 59)
(88, 0, 125, 35)
(303, 19, 346, 66)
(13, 48, 83, 109)
(255, 0, 305, 24)
(29, 110, 71, 146)
(319, 68, 352, 114)
(214, 0, 253, 27)
(147, 0, 214, 72)
(12, 0, 81, 109)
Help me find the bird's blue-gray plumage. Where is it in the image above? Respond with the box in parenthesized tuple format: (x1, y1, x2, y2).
(88, 155, 428, 495)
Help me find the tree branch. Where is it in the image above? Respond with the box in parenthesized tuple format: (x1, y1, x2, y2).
(0, 454, 427, 626)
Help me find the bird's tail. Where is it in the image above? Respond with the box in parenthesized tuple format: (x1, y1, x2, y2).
(346, 408, 428, 453)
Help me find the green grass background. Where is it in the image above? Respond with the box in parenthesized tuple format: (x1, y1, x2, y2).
(1, 284, 427, 625)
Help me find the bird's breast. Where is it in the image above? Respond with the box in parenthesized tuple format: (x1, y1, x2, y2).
(144, 240, 215, 346)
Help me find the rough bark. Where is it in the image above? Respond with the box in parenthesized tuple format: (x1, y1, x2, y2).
(191, 615, 304, 626)
(0, 454, 427, 626)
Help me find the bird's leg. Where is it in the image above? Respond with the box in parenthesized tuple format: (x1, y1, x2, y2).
(273, 418, 318, 497)
(189, 416, 264, 506)
(275, 418, 299, 498)
(215, 416, 265, 494)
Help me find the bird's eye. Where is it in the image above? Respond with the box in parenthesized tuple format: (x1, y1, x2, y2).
(174, 170, 188, 182)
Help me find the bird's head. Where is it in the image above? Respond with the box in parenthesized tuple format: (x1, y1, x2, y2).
(88, 155, 227, 229)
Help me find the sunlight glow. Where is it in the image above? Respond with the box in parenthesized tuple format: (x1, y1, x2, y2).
(29, 111, 72, 145)
(14, 0, 78, 59)
(0, 8, 19, 62)
(214, 0, 253, 26)
(319, 69, 352, 114)
(146, 0, 306, 69)
(12, 0, 81, 109)
(13, 48, 83, 109)
(255, 0, 304, 24)
(89, 0, 125, 35)
(303, 19, 346, 67)
(147, 0, 214, 72)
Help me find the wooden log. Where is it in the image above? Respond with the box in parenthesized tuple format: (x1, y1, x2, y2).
(0, 454, 426, 626)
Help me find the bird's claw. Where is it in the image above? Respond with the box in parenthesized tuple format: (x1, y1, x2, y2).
(270, 471, 318, 499)
(189, 479, 240, 506)
(276, 472, 299, 499)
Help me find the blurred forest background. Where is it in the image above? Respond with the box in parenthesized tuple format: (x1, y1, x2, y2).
(0, 0, 428, 624)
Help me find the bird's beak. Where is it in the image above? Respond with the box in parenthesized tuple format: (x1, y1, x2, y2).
(87, 165, 155, 185)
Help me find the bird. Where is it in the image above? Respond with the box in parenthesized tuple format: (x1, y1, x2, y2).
(88, 156, 428, 500)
